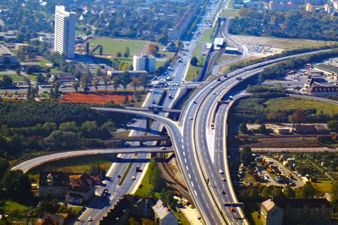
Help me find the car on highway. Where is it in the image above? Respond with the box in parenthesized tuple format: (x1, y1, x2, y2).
(230, 208, 236, 213)
(160, 147, 167, 150)
(219, 169, 224, 174)
(87, 217, 93, 222)
(102, 180, 109, 186)
(132, 176, 136, 180)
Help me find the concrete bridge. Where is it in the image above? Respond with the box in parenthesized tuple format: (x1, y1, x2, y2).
(11, 147, 173, 173)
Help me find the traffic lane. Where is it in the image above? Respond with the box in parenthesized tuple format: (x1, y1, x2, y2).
(195, 99, 242, 225)
(183, 107, 220, 223)
(214, 104, 227, 172)
(183, 104, 224, 224)
(191, 78, 250, 221)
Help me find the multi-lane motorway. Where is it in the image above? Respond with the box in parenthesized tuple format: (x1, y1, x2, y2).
(9, 0, 337, 223)
(75, 1, 226, 223)
(96, 47, 337, 225)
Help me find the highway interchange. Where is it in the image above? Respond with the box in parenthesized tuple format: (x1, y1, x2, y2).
(74, 1, 227, 223)
(9, 0, 337, 223)
(92, 48, 337, 225)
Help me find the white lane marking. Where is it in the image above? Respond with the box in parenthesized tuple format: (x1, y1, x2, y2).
(188, 173, 192, 179)
(184, 158, 187, 163)
(182, 151, 186, 156)
(191, 182, 195, 187)
(185, 165, 189, 171)
(194, 190, 198, 196)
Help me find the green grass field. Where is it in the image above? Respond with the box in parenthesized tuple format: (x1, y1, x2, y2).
(230, 35, 338, 50)
(244, 203, 263, 225)
(89, 38, 147, 56)
(265, 97, 338, 116)
(174, 211, 191, 225)
(186, 28, 214, 81)
(134, 165, 161, 198)
(220, 8, 240, 17)
(3, 200, 31, 214)
(28, 75, 37, 81)
(0, 72, 25, 81)
(312, 179, 334, 193)
(186, 65, 202, 81)
(29, 156, 113, 176)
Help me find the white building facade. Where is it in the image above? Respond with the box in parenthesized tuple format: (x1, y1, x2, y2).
(133, 54, 156, 73)
(54, 5, 76, 59)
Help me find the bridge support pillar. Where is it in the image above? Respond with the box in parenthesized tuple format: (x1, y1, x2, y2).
(146, 118, 151, 131)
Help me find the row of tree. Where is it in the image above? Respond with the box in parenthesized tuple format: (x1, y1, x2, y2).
(230, 8, 338, 41)
(0, 101, 130, 158)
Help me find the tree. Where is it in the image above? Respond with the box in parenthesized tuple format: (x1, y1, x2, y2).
(113, 76, 120, 91)
(0, 75, 13, 88)
(148, 43, 159, 57)
(120, 63, 129, 72)
(240, 146, 254, 166)
(103, 77, 109, 91)
(190, 56, 198, 66)
(139, 74, 149, 91)
(95, 68, 102, 77)
(0, 158, 9, 181)
(1, 170, 33, 204)
(93, 79, 98, 92)
(327, 120, 338, 132)
(296, 183, 317, 199)
(288, 109, 307, 128)
(124, 47, 130, 58)
(44, 130, 79, 150)
(131, 77, 140, 91)
(283, 185, 295, 199)
(80, 70, 91, 93)
(239, 123, 248, 134)
(59, 121, 77, 132)
(120, 72, 131, 90)
(80, 121, 98, 138)
(116, 52, 122, 57)
(73, 79, 80, 92)
(258, 124, 271, 135)
(271, 187, 285, 200)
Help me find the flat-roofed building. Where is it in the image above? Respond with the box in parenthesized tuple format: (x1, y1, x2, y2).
(54, 5, 76, 58)
(133, 54, 156, 73)
(0, 44, 18, 69)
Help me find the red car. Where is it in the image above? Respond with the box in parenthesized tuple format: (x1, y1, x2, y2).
(230, 208, 236, 213)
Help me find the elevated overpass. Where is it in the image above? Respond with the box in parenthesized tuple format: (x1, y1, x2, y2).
(125, 106, 182, 113)
(11, 147, 173, 173)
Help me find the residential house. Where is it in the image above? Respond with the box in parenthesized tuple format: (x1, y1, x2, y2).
(65, 173, 97, 204)
(153, 199, 178, 225)
(260, 198, 333, 225)
(39, 171, 69, 198)
(260, 199, 283, 225)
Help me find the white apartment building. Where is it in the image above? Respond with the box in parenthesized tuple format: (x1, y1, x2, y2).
(54, 5, 76, 59)
(133, 54, 156, 73)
